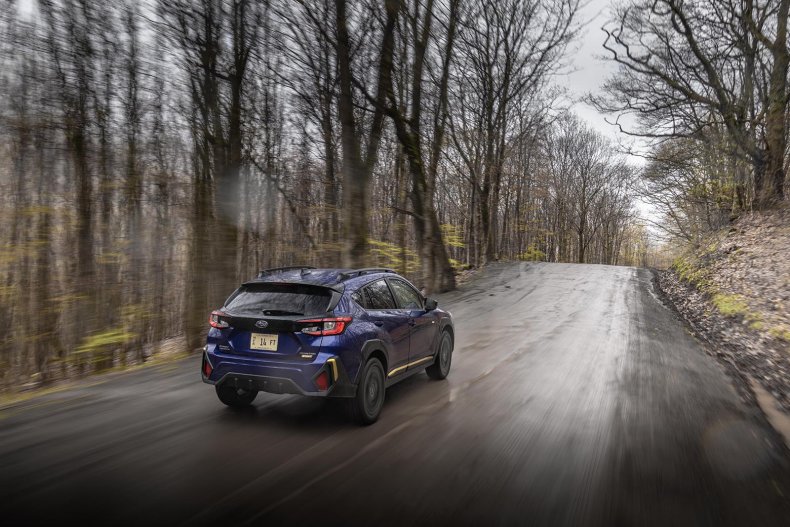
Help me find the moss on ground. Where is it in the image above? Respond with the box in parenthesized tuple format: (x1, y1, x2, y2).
(673, 254, 713, 293)
(749, 320, 765, 331)
(712, 293, 750, 317)
(673, 243, 764, 326)
(769, 326, 790, 342)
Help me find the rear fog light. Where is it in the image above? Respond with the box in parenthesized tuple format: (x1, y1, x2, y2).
(315, 371, 330, 391)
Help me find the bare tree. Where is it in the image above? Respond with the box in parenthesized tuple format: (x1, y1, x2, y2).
(277, 0, 341, 262)
(593, 0, 789, 209)
(375, 0, 460, 293)
(448, 0, 580, 265)
(333, 0, 396, 267)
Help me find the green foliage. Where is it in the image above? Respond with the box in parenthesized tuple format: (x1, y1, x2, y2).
(674, 246, 771, 331)
(368, 239, 419, 273)
(21, 205, 55, 216)
(749, 320, 765, 331)
(687, 180, 737, 205)
(97, 251, 126, 265)
(0, 284, 15, 302)
(711, 293, 749, 317)
(769, 326, 790, 342)
(518, 245, 546, 261)
(440, 224, 465, 248)
(672, 254, 712, 291)
(75, 328, 135, 356)
(0, 241, 43, 265)
(51, 293, 89, 305)
(121, 304, 154, 322)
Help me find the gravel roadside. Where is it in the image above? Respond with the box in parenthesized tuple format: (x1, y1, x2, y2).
(653, 208, 790, 445)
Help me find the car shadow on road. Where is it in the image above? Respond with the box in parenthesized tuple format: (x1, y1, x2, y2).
(212, 372, 450, 432)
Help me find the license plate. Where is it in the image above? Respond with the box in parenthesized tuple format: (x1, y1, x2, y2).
(250, 333, 278, 351)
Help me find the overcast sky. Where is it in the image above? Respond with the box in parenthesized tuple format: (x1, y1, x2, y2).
(563, 0, 630, 141)
(563, 0, 657, 223)
(559, 0, 653, 166)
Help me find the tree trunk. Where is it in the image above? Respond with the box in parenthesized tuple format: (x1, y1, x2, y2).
(757, 0, 789, 208)
(185, 178, 212, 353)
(335, 0, 368, 267)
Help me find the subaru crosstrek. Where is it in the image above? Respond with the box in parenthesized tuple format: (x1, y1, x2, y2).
(201, 266, 454, 424)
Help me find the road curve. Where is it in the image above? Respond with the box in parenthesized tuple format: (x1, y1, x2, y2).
(1, 262, 789, 526)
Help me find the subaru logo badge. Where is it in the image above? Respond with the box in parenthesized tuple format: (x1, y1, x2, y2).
(255, 320, 268, 329)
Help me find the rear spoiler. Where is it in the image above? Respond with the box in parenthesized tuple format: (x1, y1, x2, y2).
(240, 280, 345, 294)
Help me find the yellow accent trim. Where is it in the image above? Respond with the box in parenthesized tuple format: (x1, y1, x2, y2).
(327, 358, 339, 381)
(388, 364, 408, 377)
(387, 356, 433, 377)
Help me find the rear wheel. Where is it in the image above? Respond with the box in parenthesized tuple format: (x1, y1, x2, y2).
(348, 358, 386, 425)
(216, 385, 258, 408)
(426, 330, 452, 380)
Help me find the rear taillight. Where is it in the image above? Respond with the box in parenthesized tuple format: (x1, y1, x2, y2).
(299, 316, 352, 336)
(209, 310, 229, 329)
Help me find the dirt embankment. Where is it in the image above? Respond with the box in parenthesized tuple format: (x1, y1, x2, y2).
(657, 207, 790, 416)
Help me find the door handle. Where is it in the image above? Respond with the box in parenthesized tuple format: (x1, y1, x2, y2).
(374, 321, 384, 327)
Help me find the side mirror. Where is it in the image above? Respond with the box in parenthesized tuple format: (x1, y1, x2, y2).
(425, 298, 438, 311)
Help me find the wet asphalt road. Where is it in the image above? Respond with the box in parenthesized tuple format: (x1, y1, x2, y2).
(1, 262, 789, 526)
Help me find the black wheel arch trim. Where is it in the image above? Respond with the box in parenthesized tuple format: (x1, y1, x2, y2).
(359, 339, 391, 383)
(438, 318, 454, 345)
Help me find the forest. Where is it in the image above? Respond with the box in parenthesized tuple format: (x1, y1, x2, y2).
(0, 0, 787, 391)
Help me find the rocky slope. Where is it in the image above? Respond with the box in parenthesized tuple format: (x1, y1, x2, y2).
(657, 207, 790, 414)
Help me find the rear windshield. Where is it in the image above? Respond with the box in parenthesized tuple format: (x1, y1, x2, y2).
(224, 284, 331, 316)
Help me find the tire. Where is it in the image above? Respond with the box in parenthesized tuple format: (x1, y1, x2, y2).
(426, 330, 453, 380)
(348, 358, 386, 425)
(216, 385, 258, 408)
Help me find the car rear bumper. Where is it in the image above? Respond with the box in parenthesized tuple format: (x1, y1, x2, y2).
(202, 345, 355, 397)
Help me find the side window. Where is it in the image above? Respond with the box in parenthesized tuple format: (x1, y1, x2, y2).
(363, 279, 397, 310)
(389, 279, 423, 310)
(351, 291, 367, 309)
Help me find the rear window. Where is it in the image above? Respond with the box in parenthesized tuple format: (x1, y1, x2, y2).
(224, 284, 331, 316)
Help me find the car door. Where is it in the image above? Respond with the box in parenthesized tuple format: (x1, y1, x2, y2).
(387, 278, 439, 368)
(359, 279, 411, 376)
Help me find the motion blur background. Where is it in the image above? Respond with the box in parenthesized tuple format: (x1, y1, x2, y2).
(0, 0, 788, 401)
(0, 0, 641, 394)
(2, 2, 790, 524)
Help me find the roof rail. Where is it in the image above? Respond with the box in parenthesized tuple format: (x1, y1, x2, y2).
(257, 266, 315, 278)
(337, 268, 396, 281)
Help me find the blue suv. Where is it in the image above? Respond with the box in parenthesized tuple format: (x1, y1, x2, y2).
(201, 267, 454, 424)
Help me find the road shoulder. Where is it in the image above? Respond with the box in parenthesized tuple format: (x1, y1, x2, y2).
(654, 268, 790, 451)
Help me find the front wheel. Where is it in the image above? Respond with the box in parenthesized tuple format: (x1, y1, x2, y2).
(216, 385, 258, 408)
(426, 331, 453, 380)
(348, 358, 386, 425)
